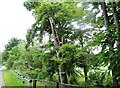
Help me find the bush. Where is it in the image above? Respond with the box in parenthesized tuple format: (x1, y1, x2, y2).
(6, 58, 14, 69)
(88, 70, 112, 87)
(12, 60, 24, 70)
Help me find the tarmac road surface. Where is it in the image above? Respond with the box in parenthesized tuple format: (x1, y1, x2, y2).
(0, 66, 6, 88)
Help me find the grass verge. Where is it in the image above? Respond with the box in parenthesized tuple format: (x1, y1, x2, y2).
(2, 70, 29, 87)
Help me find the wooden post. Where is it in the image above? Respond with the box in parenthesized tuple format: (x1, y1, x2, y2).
(56, 82, 59, 88)
(33, 79, 37, 88)
(29, 80, 32, 88)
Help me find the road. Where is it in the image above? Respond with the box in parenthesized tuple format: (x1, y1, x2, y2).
(0, 66, 6, 88)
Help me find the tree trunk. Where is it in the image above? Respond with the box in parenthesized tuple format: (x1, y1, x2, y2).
(83, 64, 88, 82)
(100, 2, 109, 28)
(112, 2, 120, 87)
(81, 38, 88, 83)
(112, 2, 120, 46)
(112, 68, 118, 87)
(49, 17, 67, 84)
(100, 1, 120, 87)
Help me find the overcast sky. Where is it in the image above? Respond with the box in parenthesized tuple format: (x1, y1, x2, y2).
(0, 0, 35, 52)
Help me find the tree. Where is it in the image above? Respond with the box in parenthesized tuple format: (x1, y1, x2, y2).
(90, 1, 120, 87)
(2, 37, 20, 61)
(24, 2, 86, 83)
(100, 1, 120, 86)
(6, 46, 21, 69)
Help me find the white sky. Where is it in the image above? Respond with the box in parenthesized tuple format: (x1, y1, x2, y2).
(0, 0, 35, 52)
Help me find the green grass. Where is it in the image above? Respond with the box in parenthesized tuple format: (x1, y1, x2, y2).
(2, 70, 29, 87)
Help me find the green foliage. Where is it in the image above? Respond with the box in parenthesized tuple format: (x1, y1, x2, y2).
(24, 2, 86, 48)
(6, 58, 14, 69)
(88, 70, 112, 87)
(5, 38, 20, 51)
(90, 31, 104, 46)
(59, 43, 77, 65)
(2, 38, 20, 61)
(12, 59, 24, 70)
(40, 51, 59, 80)
(2, 51, 9, 62)
(5, 46, 21, 69)
(68, 74, 78, 84)
(2, 1, 120, 87)
(59, 44, 78, 76)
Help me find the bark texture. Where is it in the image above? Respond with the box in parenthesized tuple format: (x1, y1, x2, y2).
(100, 1, 120, 87)
(112, 2, 120, 87)
(49, 17, 67, 84)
